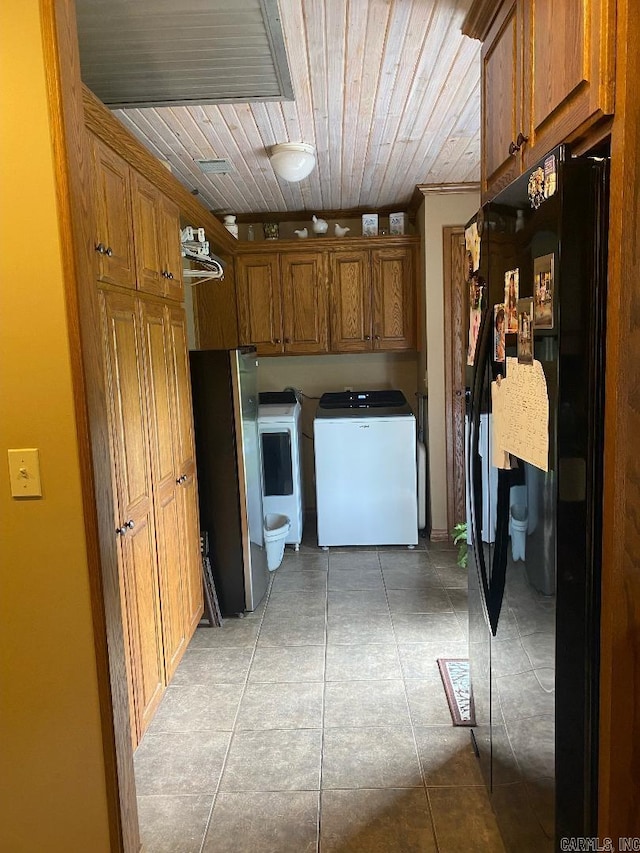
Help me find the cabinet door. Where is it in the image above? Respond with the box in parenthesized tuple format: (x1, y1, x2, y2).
(139, 299, 187, 679)
(99, 290, 165, 744)
(132, 172, 163, 297)
(481, 0, 523, 200)
(522, 0, 615, 166)
(159, 196, 184, 302)
(329, 250, 372, 352)
(236, 254, 283, 354)
(92, 137, 136, 288)
(371, 247, 415, 351)
(281, 252, 329, 354)
(167, 305, 204, 636)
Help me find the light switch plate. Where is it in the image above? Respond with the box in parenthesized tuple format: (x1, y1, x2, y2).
(8, 448, 42, 497)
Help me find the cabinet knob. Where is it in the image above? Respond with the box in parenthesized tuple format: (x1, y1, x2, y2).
(106, 246, 113, 257)
(374, 334, 381, 341)
(364, 335, 371, 341)
(126, 519, 135, 529)
(274, 338, 281, 344)
(95, 243, 106, 254)
(516, 132, 528, 148)
(116, 524, 127, 536)
(167, 271, 174, 280)
(508, 140, 519, 156)
(285, 337, 291, 344)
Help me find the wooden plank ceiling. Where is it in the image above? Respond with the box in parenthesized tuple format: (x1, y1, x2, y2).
(85, 0, 481, 215)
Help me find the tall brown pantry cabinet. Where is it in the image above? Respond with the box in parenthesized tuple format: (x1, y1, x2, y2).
(92, 132, 203, 747)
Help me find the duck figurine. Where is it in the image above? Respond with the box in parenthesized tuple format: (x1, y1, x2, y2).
(334, 223, 350, 238)
(311, 215, 328, 236)
(294, 228, 308, 239)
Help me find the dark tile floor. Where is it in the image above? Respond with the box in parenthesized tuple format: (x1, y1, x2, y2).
(136, 535, 505, 852)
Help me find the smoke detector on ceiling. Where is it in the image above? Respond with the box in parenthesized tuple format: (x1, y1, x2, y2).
(197, 159, 234, 175)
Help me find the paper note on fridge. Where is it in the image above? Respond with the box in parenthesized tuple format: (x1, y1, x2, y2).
(491, 357, 549, 472)
(490, 379, 511, 469)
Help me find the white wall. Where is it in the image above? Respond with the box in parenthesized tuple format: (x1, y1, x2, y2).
(258, 352, 419, 507)
(419, 191, 480, 537)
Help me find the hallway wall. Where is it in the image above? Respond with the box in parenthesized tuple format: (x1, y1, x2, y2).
(0, 4, 111, 850)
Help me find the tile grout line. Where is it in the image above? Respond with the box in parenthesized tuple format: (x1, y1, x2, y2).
(197, 575, 275, 853)
(317, 547, 330, 853)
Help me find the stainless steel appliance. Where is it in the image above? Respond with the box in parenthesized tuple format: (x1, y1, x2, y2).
(466, 146, 608, 849)
(189, 347, 268, 616)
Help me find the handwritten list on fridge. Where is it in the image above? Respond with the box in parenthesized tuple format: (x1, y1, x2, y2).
(491, 357, 549, 472)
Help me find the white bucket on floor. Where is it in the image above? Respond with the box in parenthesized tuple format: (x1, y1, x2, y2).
(510, 505, 528, 562)
(264, 513, 290, 571)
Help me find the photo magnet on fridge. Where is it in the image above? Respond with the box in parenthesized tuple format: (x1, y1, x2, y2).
(467, 275, 484, 366)
(517, 297, 534, 364)
(504, 269, 519, 333)
(494, 303, 506, 362)
(534, 253, 554, 329)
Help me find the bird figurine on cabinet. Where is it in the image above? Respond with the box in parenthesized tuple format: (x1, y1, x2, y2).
(311, 215, 328, 236)
(334, 223, 350, 238)
(294, 228, 308, 239)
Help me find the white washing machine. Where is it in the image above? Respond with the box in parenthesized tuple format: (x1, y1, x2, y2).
(314, 390, 418, 547)
(258, 394, 304, 549)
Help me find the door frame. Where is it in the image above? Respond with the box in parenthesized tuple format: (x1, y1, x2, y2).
(442, 226, 468, 537)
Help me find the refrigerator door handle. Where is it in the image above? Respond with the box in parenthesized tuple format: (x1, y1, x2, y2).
(468, 305, 511, 636)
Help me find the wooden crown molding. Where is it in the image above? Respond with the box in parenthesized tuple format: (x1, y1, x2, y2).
(462, 0, 504, 41)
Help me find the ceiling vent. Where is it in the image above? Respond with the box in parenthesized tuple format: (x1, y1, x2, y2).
(75, 0, 294, 108)
(197, 159, 234, 175)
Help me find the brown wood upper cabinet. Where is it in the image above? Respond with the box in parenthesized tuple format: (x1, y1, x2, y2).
(235, 237, 417, 356)
(330, 246, 415, 352)
(475, 0, 615, 200)
(92, 135, 183, 299)
(236, 251, 329, 355)
(93, 137, 137, 288)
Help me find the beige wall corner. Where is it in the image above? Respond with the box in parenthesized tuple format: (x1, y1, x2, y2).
(0, 4, 111, 851)
(418, 190, 480, 537)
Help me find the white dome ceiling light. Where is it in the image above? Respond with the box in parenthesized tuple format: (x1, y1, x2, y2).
(269, 142, 316, 182)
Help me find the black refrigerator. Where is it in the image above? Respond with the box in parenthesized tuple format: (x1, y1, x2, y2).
(466, 146, 608, 850)
(189, 347, 269, 616)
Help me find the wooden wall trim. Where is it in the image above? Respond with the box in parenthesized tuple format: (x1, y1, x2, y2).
(232, 234, 420, 255)
(43, 2, 138, 850)
(461, 0, 504, 41)
(442, 227, 467, 535)
(82, 85, 237, 256)
(598, 0, 640, 838)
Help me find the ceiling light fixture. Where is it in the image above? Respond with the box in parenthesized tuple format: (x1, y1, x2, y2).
(269, 142, 316, 182)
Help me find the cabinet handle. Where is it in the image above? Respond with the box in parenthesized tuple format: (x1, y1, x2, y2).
(509, 133, 529, 156)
